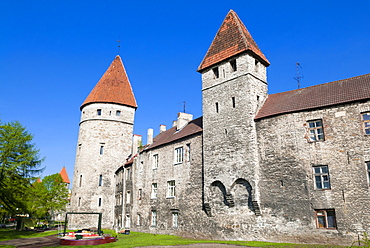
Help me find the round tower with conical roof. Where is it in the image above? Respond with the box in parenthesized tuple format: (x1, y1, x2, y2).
(70, 55, 137, 229)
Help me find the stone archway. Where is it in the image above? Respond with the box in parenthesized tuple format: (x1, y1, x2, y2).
(230, 178, 253, 211)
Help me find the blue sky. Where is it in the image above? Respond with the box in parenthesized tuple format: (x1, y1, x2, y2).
(1, 1, 369, 183)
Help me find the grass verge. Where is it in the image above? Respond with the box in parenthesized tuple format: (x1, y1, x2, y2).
(0, 228, 345, 248)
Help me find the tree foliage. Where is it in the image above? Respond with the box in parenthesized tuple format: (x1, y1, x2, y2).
(28, 173, 69, 218)
(0, 120, 44, 214)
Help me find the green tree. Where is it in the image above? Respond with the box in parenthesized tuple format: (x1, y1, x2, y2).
(28, 173, 69, 219)
(0, 121, 44, 214)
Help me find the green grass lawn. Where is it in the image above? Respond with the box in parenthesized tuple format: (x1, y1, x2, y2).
(0, 228, 346, 248)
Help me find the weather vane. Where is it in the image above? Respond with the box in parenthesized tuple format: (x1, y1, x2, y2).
(117, 37, 121, 55)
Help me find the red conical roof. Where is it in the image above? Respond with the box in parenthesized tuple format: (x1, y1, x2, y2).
(198, 10, 270, 72)
(81, 55, 137, 110)
(59, 166, 70, 184)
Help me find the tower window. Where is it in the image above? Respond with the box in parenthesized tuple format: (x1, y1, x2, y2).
(97, 109, 102, 115)
(116, 110, 121, 116)
(98, 198, 102, 207)
(78, 197, 81, 206)
(79, 175, 82, 187)
(100, 145, 104, 155)
(212, 67, 219, 79)
(99, 175, 103, 186)
(232, 97, 235, 108)
(230, 59, 237, 72)
(215, 102, 219, 113)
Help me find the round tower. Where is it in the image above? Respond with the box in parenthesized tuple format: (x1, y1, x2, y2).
(70, 55, 137, 229)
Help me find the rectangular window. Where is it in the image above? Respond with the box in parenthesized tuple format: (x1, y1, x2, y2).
(308, 119, 324, 141)
(126, 191, 131, 204)
(138, 189, 142, 200)
(116, 110, 121, 116)
(174, 147, 184, 164)
(362, 112, 370, 135)
(212, 67, 219, 78)
(153, 154, 159, 169)
(126, 168, 131, 180)
(314, 166, 330, 189)
(78, 197, 81, 207)
(98, 175, 102, 186)
(79, 175, 82, 187)
(315, 209, 336, 229)
(215, 102, 219, 113)
(172, 212, 179, 228)
(100, 145, 104, 155)
(167, 180, 176, 198)
(98, 197, 102, 207)
(232, 97, 235, 108)
(125, 214, 130, 229)
(230, 59, 237, 72)
(97, 109, 102, 115)
(151, 210, 157, 227)
(151, 183, 158, 199)
(186, 143, 191, 162)
(137, 214, 141, 226)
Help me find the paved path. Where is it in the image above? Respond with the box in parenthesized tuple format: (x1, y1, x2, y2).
(0, 235, 60, 247)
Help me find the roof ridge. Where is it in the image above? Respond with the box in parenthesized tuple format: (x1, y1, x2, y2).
(270, 73, 370, 97)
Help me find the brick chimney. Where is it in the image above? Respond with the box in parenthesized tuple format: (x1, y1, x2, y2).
(177, 112, 193, 130)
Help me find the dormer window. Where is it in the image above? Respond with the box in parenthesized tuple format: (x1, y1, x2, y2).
(97, 109, 102, 116)
(212, 67, 219, 79)
(230, 59, 237, 72)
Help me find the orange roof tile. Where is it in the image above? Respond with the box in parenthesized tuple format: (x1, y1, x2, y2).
(198, 10, 269, 72)
(59, 166, 70, 184)
(81, 55, 137, 110)
(255, 73, 370, 119)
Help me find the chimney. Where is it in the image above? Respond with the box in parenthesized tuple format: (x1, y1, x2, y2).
(172, 120, 177, 127)
(147, 128, 154, 145)
(160, 125, 166, 133)
(177, 112, 193, 130)
(132, 134, 142, 155)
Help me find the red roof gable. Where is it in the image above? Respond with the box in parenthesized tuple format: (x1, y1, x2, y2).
(145, 117, 203, 151)
(59, 166, 70, 184)
(198, 9, 269, 72)
(255, 73, 370, 119)
(81, 55, 137, 110)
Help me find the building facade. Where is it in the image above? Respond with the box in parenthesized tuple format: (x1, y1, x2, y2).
(70, 10, 370, 244)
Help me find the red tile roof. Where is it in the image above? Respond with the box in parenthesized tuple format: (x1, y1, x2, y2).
(145, 117, 203, 151)
(198, 10, 269, 72)
(59, 166, 70, 184)
(81, 55, 137, 110)
(255, 73, 370, 120)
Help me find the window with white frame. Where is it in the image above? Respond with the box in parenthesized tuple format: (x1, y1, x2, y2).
(315, 209, 336, 229)
(186, 144, 191, 162)
(167, 180, 176, 198)
(307, 119, 324, 141)
(174, 147, 184, 164)
(151, 183, 158, 199)
(362, 112, 370, 135)
(314, 166, 330, 189)
(125, 214, 130, 229)
(172, 212, 179, 228)
(126, 191, 131, 204)
(136, 214, 141, 226)
(153, 154, 159, 169)
(151, 210, 157, 227)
